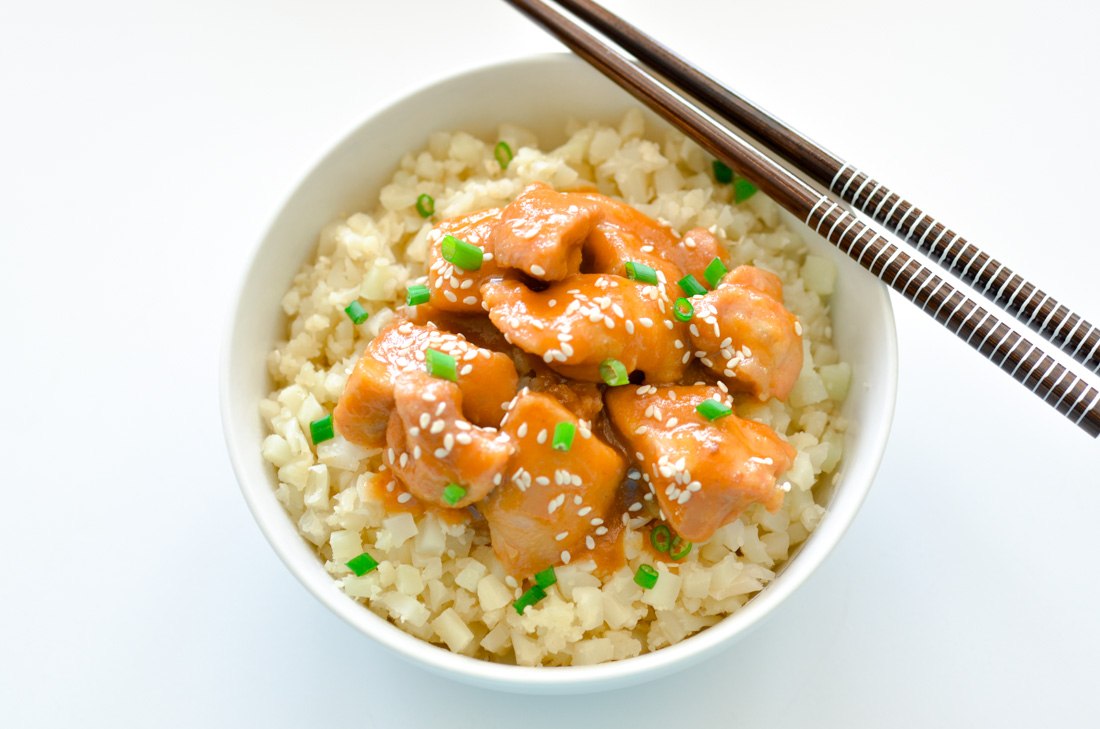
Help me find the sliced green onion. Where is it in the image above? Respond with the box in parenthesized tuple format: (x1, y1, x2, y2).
(696, 398, 733, 421)
(346, 552, 378, 576)
(310, 414, 334, 444)
(513, 584, 546, 614)
(712, 160, 733, 184)
(599, 358, 629, 387)
(441, 234, 484, 272)
(669, 536, 693, 560)
(625, 260, 659, 285)
(704, 257, 728, 288)
(634, 564, 658, 589)
(673, 297, 694, 322)
(406, 284, 431, 307)
(442, 483, 466, 506)
(495, 141, 513, 169)
(678, 274, 707, 297)
(425, 348, 457, 382)
(733, 177, 758, 203)
(552, 422, 576, 452)
(344, 300, 370, 325)
(650, 524, 671, 553)
(534, 566, 557, 589)
(415, 193, 435, 218)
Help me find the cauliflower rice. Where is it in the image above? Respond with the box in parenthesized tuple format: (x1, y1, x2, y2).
(259, 110, 850, 666)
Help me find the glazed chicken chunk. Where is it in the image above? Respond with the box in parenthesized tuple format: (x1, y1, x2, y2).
(577, 193, 682, 292)
(480, 390, 627, 578)
(605, 385, 796, 543)
(333, 321, 518, 448)
(488, 182, 603, 281)
(481, 274, 689, 383)
(669, 227, 731, 283)
(384, 371, 514, 509)
(426, 207, 506, 313)
(688, 266, 803, 402)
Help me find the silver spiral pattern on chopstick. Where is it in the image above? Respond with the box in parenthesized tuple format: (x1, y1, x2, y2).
(805, 195, 1100, 436)
(828, 165, 1100, 375)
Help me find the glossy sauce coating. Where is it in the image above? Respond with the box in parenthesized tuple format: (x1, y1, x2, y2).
(337, 182, 806, 578)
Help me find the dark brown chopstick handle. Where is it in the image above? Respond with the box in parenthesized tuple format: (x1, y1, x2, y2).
(503, 0, 1100, 437)
(552, 0, 1100, 377)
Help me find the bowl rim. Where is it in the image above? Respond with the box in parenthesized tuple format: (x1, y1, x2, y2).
(220, 52, 898, 692)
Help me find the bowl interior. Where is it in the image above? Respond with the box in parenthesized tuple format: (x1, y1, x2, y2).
(221, 53, 897, 694)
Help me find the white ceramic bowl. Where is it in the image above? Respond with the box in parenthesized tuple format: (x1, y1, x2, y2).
(221, 53, 897, 694)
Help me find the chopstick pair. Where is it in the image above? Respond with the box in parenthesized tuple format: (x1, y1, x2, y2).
(502, 0, 1100, 438)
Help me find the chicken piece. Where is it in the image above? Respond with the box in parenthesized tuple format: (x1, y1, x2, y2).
(605, 385, 795, 543)
(527, 371, 604, 422)
(488, 182, 603, 281)
(426, 207, 506, 313)
(577, 193, 683, 296)
(334, 320, 518, 448)
(384, 371, 514, 509)
(670, 227, 731, 283)
(405, 304, 513, 354)
(480, 390, 627, 578)
(481, 274, 689, 383)
(688, 265, 803, 402)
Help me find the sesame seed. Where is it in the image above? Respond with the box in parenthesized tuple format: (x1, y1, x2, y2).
(666, 417, 678, 427)
(577, 506, 592, 516)
(561, 551, 571, 564)
(635, 451, 645, 461)
(433, 448, 447, 458)
(397, 492, 412, 503)
(677, 491, 692, 504)
(419, 413, 430, 429)
(444, 290, 458, 303)
(455, 433, 472, 445)
(530, 264, 546, 276)
(386, 482, 395, 492)
(409, 426, 420, 437)
(493, 473, 503, 485)
(443, 433, 454, 450)
(413, 446, 422, 459)
(795, 321, 803, 336)
(430, 420, 445, 434)
(435, 403, 446, 416)
(505, 576, 518, 588)
(628, 503, 643, 512)
(595, 526, 609, 536)
(517, 423, 528, 438)
(589, 518, 603, 526)
(548, 299, 557, 307)
(555, 531, 569, 541)
(625, 320, 635, 335)
(535, 476, 550, 486)
(634, 425, 649, 435)
(586, 536, 596, 550)
(536, 429, 547, 444)
(689, 324, 700, 337)
(460, 364, 473, 375)
(423, 392, 437, 402)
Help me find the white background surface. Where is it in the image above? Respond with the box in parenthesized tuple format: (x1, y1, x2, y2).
(2, 0, 1098, 726)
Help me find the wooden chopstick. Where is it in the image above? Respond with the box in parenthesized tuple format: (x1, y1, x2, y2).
(502, 0, 1100, 438)
(554, 0, 1100, 379)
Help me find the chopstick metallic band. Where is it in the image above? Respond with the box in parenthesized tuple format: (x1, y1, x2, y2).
(549, 0, 1100, 376)
(502, 0, 1100, 438)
